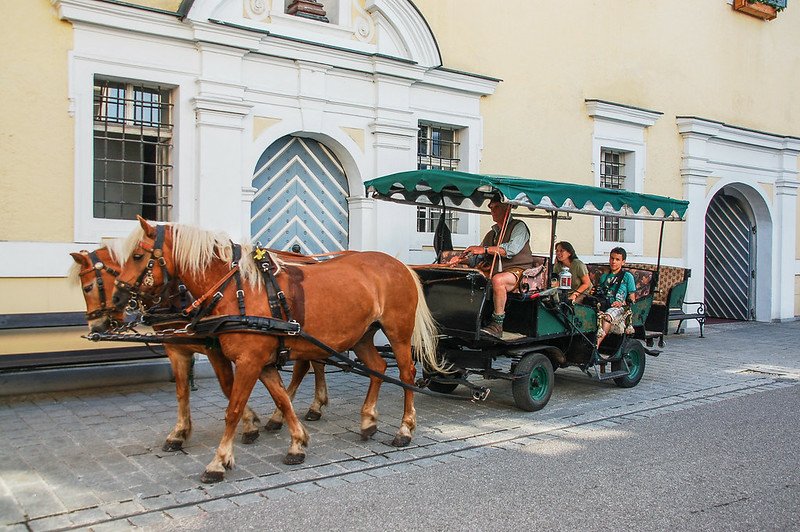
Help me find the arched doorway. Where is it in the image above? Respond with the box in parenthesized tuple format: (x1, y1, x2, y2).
(704, 188, 755, 321)
(250, 135, 349, 254)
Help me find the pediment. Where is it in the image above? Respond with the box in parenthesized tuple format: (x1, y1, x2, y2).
(187, 0, 441, 67)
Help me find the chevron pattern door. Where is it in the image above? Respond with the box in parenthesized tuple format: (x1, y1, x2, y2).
(704, 191, 754, 321)
(251, 135, 349, 254)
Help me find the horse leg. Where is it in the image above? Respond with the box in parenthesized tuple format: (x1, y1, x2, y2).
(265, 359, 310, 431)
(201, 359, 262, 484)
(162, 345, 193, 452)
(204, 346, 261, 444)
(306, 360, 329, 421)
(385, 338, 417, 447)
(259, 365, 309, 465)
(351, 335, 388, 441)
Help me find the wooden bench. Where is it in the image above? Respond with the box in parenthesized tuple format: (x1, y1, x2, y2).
(633, 265, 706, 347)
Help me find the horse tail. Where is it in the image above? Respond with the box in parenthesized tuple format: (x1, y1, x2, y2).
(406, 265, 447, 374)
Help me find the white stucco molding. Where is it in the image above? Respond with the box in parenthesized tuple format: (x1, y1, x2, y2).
(677, 116, 800, 182)
(677, 115, 800, 322)
(366, 0, 442, 67)
(586, 99, 661, 257)
(585, 99, 663, 127)
(53, 0, 193, 40)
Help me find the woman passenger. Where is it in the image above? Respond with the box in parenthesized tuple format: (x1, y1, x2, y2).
(554, 241, 592, 304)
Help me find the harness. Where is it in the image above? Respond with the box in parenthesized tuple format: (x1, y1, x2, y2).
(114, 224, 173, 309)
(80, 251, 121, 322)
(100, 235, 452, 397)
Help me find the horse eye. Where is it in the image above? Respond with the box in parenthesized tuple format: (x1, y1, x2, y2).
(83, 284, 94, 293)
(133, 253, 144, 261)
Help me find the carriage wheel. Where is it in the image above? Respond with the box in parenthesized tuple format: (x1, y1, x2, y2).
(512, 353, 554, 412)
(612, 341, 646, 388)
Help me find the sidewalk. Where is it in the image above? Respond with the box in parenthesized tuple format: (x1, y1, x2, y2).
(1, 321, 799, 531)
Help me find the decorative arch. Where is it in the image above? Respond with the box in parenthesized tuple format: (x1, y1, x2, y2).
(703, 180, 773, 322)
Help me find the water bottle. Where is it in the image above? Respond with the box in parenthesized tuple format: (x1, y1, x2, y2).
(559, 266, 572, 291)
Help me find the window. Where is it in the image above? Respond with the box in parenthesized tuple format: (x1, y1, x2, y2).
(93, 77, 173, 221)
(599, 149, 627, 242)
(416, 124, 463, 234)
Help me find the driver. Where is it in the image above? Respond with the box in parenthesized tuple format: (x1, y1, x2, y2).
(449, 196, 532, 337)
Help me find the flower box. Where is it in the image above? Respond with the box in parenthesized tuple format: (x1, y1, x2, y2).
(733, 0, 779, 20)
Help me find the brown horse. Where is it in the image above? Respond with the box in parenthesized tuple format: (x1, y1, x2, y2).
(112, 217, 441, 482)
(69, 246, 328, 451)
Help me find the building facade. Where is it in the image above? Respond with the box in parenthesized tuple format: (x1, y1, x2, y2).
(1, 0, 798, 362)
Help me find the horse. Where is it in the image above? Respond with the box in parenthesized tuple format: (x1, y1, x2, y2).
(112, 217, 442, 483)
(69, 246, 329, 451)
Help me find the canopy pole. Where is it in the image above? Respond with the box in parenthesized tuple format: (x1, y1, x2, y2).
(548, 211, 558, 281)
(655, 219, 665, 288)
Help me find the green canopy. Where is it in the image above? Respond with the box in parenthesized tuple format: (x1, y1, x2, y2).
(365, 169, 688, 221)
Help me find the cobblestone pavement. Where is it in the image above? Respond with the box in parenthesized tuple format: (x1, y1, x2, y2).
(1, 321, 799, 531)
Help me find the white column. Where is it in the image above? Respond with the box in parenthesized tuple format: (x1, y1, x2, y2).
(192, 42, 253, 240)
(368, 73, 418, 260)
(773, 138, 800, 320)
(347, 196, 376, 250)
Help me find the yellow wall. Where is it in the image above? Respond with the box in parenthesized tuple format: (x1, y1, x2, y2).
(128, 0, 183, 11)
(415, 0, 800, 260)
(0, 2, 74, 242)
(0, 278, 86, 314)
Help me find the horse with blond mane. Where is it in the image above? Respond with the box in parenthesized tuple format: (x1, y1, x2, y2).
(69, 245, 330, 452)
(112, 217, 441, 483)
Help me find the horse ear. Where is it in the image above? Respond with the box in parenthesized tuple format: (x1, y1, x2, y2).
(70, 252, 88, 265)
(137, 215, 156, 237)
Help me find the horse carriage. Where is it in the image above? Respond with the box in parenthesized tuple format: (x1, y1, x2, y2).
(365, 169, 689, 412)
(74, 168, 686, 482)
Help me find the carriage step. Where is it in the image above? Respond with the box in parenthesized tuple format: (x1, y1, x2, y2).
(592, 369, 629, 381)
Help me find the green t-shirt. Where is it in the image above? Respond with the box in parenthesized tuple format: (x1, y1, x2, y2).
(598, 270, 636, 305)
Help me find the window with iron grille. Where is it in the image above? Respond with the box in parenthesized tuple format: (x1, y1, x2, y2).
(93, 77, 173, 221)
(599, 148, 627, 242)
(416, 124, 463, 233)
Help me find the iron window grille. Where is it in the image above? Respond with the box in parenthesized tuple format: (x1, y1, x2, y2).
(417, 124, 461, 233)
(93, 78, 173, 221)
(599, 149, 626, 242)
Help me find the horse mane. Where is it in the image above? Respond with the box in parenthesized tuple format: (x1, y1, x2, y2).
(67, 259, 83, 286)
(67, 243, 123, 286)
(170, 224, 283, 289)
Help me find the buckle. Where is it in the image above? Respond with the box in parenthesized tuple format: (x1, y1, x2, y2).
(287, 320, 300, 335)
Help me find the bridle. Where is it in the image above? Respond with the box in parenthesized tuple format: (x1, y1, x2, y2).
(79, 250, 122, 322)
(114, 224, 174, 310)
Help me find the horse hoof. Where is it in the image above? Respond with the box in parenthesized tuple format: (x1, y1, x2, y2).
(162, 440, 183, 452)
(241, 430, 260, 445)
(201, 470, 224, 484)
(265, 420, 283, 431)
(283, 452, 305, 465)
(360, 425, 378, 441)
(305, 410, 322, 421)
(391, 434, 412, 447)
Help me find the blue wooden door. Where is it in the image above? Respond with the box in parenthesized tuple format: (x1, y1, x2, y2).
(250, 135, 349, 254)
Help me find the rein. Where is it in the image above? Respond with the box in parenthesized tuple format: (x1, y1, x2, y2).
(108, 238, 463, 398)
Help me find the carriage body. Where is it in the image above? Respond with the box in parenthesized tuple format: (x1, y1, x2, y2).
(367, 169, 688, 412)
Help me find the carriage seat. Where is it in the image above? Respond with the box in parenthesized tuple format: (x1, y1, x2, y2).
(629, 265, 705, 347)
(586, 263, 654, 301)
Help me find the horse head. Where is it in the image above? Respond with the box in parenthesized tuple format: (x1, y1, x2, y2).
(69, 247, 125, 333)
(112, 216, 177, 311)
